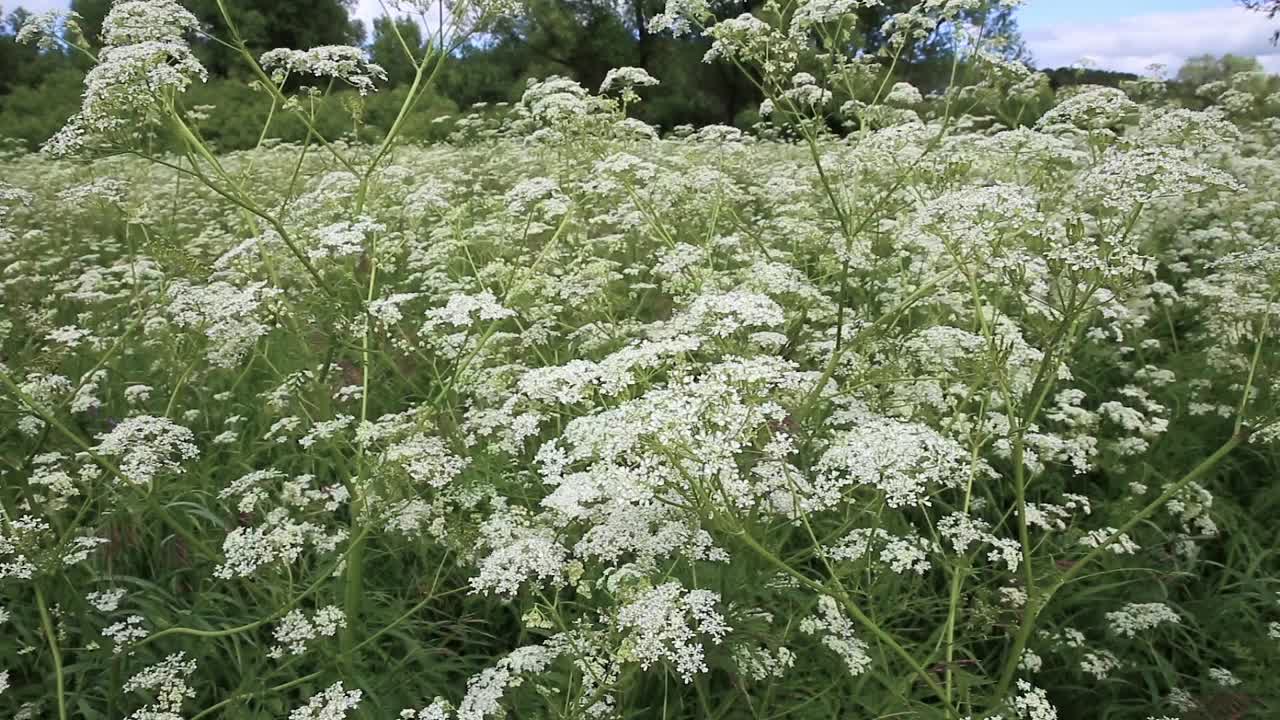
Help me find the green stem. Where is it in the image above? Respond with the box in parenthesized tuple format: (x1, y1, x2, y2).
(36, 585, 68, 720)
(134, 527, 368, 650)
(733, 526, 955, 716)
(991, 431, 1246, 702)
(190, 671, 323, 720)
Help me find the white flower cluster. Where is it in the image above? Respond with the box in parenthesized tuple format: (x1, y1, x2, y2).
(88, 588, 127, 612)
(289, 682, 363, 720)
(104, 615, 148, 652)
(215, 508, 347, 579)
(469, 508, 569, 596)
(599, 67, 660, 94)
(92, 416, 199, 487)
(1012, 680, 1057, 720)
(381, 432, 470, 488)
(520, 76, 610, 125)
(670, 290, 786, 338)
(1079, 649, 1120, 680)
(1036, 86, 1138, 132)
(15, 10, 81, 51)
(798, 595, 872, 677)
(307, 218, 384, 261)
(1105, 602, 1181, 638)
(814, 415, 971, 509)
(789, 0, 876, 31)
(828, 527, 934, 574)
(0, 516, 50, 580)
(614, 581, 730, 682)
(166, 280, 280, 368)
(44, 0, 206, 156)
(269, 605, 346, 658)
(122, 652, 197, 720)
(1078, 528, 1140, 555)
(731, 643, 795, 681)
(261, 46, 388, 95)
(420, 291, 516, 358)
(457, 644, 559, 720)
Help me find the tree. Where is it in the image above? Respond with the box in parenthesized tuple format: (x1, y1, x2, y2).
(370, 16, 426, 87)
(1176, 53, 1264, 87)
(0, 7, 77, 96)
(1239, 0, 1280, 41)
(71, 0, 358, 75)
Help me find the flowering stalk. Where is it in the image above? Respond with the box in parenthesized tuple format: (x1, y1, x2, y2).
(992, 429, 1248, 704)
(732, 523, 956, 716)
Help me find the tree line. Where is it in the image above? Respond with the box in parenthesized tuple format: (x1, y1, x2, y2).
(0, 0, 1273, 150)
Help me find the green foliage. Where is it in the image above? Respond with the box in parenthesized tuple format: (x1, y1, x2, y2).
(1176, 54, 1265, 87)
(0, 67, 83, 148)
(369, 15, 426, 87)
(2, 1, 1280, 718)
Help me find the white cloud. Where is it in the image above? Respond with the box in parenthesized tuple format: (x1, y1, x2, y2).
(1024, 6, 1280, 75)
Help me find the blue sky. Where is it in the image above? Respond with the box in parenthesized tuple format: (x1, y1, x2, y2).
(7, 0, 1280, 75)
(1016, 0, 1280, 74)
(1018, 0, 1235, 27)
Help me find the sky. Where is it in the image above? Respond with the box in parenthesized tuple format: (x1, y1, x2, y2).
(7, 0, 1280, 76)
(1017, 0, 1280, 75)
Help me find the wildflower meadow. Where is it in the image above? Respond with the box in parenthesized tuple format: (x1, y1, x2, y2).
(1, 1, 1279, 719)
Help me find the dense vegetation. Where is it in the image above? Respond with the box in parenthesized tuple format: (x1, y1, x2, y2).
(1, 1, 1280, 720)
(2, 0, 1275, 149)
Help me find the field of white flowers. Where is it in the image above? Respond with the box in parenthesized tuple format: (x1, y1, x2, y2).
(2, 1, 1279, 719)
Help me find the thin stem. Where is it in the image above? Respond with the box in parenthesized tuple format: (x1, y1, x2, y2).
(37, 585, 68, 720)
(733, 525, 955, 716)
(991, 431, 1247, 702)
(190, 671, 323, 720)
(134, 527, 369, 650)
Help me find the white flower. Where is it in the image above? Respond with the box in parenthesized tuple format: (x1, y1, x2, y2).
(308, 218, 384, 261)
(166, 280, 279, 368)
(422, 291, 516, 332)
(1080, 650, 1119, 679)
(16, 10, 81, 51)
(798, 595, 872, 677)
(104, 615, 148, 652)
(884, 81, 924, 107)
(215, 508, 347, 579)
(458, 644, 559, 720)
(1106, 602, 1181, 638)
(269, 606, 346, 658)
(614, 581, 730, 682)
(599, 67, 660, 94)
(381, 433, 469, 488)
(47, 36, 208, 156)
(124, 384, 153, 405)
(1208, 667, 1241, 687)
(470, 509, 569, 597)
(261, 46, 388, 95)
(731, 644, 795, 681)
(92, 416, 199, 487)
(289, 682, 363, 720)
(100, 0, 200, 46)
(122, 652, 196, 718)
(400, 699, 453, 720)
(87, 588, 127, 613)
(1019, 649, 1043, 673)
(1013, 680, 1057, 720)
(1078, 527, 1140, 555)
(815, 416, 970, 509)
